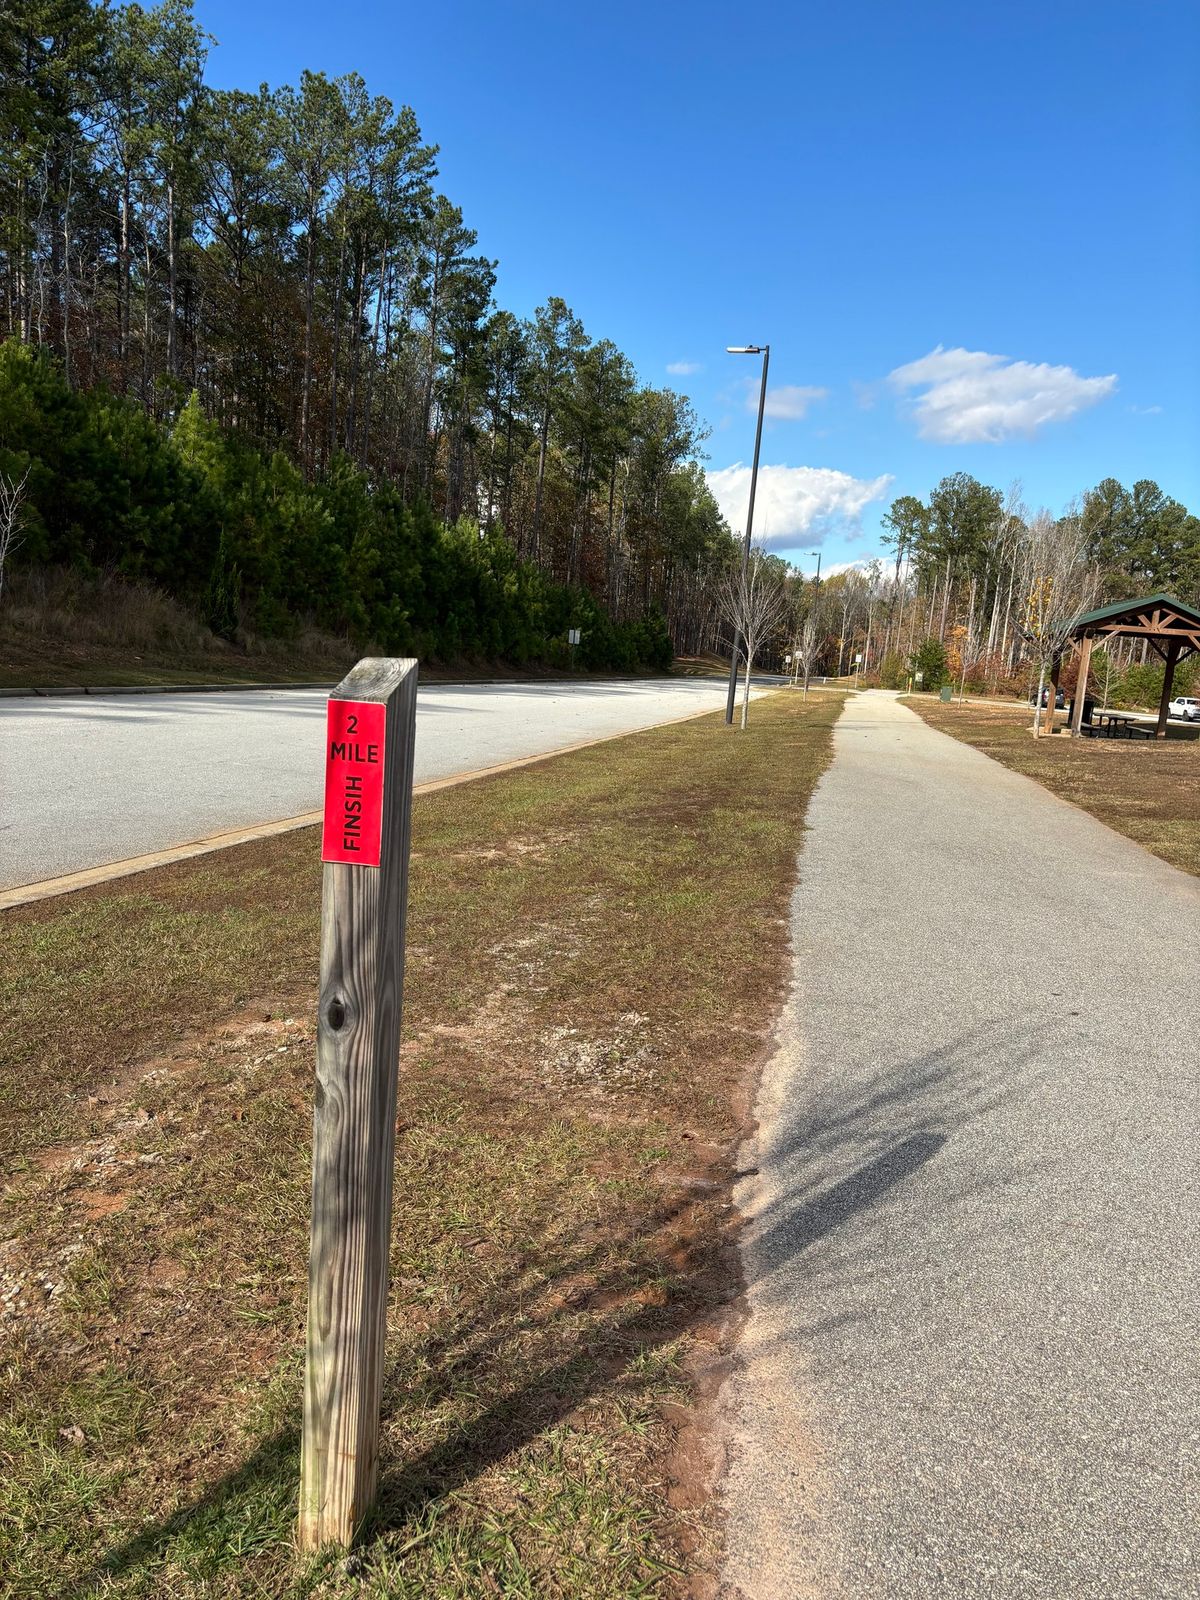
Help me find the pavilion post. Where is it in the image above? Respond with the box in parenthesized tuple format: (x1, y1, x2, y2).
(1070, 634, 1094, 736)
(1048, 653, 1063, 733)
(1155, 639, 1182, 739)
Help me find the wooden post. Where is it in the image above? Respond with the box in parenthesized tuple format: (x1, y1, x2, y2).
(300, 658, 418, 1551)
(1155, 640, 1181, 739)
(1048, 652, 1063, 733)
(1070, 633, 1093, 736)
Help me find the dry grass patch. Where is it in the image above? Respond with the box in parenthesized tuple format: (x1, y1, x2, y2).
(915, 699, 1200, 877)
(0, 690, 841, 1599)
(0, 567, 356, 689)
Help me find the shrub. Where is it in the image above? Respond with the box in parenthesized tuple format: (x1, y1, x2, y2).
(878, 651, 908, 689)
(1111, 655, 1199, 710)
(909, 636, 949, 691)
(204, 534, 242, 641)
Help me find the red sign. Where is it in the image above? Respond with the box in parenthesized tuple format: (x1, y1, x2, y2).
(321, 699, 386, 866)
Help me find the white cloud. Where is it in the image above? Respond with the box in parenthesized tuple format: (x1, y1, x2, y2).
(706, 463, 893, 551)
(666, 360, 702, 376)
(823, 558, 875, 577)
(1128, 403, 1163, 415)
(887, 345, 1117, 443)
(750, 384, 828, 420)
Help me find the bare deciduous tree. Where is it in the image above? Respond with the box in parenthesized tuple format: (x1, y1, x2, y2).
(982, 479, 1026, 672)
(0, 468, 30, 604)
(791, 597, 825, 698)
(719, 549, 789, 729)
(1017, 507, 1101, 734)
(1094, 645, 1119, 708)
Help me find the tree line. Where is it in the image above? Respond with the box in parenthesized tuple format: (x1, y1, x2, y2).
(0, 0, 734, 664)
(771, 471, 1200, 703)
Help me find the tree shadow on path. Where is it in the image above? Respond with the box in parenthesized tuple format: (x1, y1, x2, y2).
(88, 1026, 1043, 1590)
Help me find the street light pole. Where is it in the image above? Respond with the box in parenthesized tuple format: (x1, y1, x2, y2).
(725, 343, 770, 725)
(803, 549, 821, 697)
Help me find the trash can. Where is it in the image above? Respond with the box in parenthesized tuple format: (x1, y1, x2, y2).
(939, 684, 953, 703)
(1067, 695, 1097, 728)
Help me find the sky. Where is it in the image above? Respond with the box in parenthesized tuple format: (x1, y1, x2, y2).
(197, 0, 1199, 574)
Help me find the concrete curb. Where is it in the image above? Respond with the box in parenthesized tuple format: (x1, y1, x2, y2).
(0, 671, 804, 701)
(0, 673, 685, 700)
(0, 697, 753, 912)
(0, 680, 334, 698)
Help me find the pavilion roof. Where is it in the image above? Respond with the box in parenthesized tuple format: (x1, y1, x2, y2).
(1070, 592, 1200, 643)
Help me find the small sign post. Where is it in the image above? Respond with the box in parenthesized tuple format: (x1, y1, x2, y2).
(300, 658, 418, 1551)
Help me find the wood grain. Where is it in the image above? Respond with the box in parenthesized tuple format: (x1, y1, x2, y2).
(1155, 639, 1182, 738)
(1070, 633, 1093, 735)
(299, 658, 418, 1550)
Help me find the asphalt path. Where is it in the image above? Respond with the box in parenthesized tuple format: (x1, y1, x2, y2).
(725, 691, 1200, 1599)
(0, 677, 755, 890)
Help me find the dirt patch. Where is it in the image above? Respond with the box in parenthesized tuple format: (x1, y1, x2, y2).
(658, 1013, 789, 1600)
(78, 1190, 132, 1221)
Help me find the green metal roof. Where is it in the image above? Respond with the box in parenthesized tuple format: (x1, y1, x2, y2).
(1071, 591, 1200, 633)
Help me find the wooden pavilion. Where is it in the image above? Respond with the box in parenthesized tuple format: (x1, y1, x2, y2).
(1065, 592, 1200, 738)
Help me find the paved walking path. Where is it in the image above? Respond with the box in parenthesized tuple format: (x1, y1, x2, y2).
(725, 691, 1199, 1599)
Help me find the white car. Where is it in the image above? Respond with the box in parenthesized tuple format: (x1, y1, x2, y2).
(1168, 695, 1200, 721)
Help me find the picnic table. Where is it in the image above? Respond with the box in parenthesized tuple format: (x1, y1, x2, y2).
(1085, 711, 1155, 739)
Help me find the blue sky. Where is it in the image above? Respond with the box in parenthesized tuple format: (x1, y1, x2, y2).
(198, 0, 1199, 573)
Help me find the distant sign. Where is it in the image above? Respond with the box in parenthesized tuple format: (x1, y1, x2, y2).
(568, 628, 581, 646)
(854, 653, 862, 664)
(321, 699, 386, 867)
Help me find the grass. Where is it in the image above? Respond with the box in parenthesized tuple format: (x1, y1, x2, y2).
(0, 689, 841, 1599)
(913, 698, 1200, 877)
(0, 567, 356, 689)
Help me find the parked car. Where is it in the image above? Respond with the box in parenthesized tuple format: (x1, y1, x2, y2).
(1168, 695, 1200, 721)
(1029, 686, 1066, 709)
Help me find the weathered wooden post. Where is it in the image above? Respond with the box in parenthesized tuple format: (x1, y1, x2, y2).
(1070, 632, 1094, 736)
(1155, 639, 1182, 739)
(299, 658, 418, 1551)
(1048, 651, 1064, 733)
